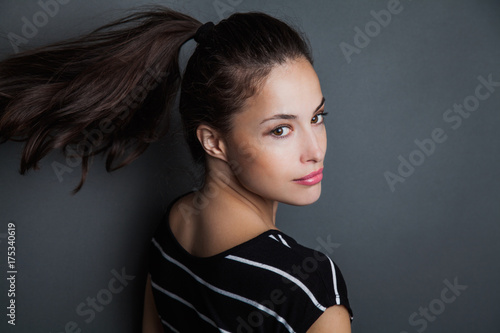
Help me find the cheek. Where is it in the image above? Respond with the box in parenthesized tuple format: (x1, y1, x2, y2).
(237, 144, 288, 179)
(225, 139, 260, 176)
(228, 139, 292, 189)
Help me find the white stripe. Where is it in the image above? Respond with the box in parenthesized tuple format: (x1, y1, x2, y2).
(152, 280, 228, 332)
(278, 234, 291, 248)
(268, 234, 279, 242)
(225, 254, 327, 312)
(153, 239, 295, 333)
(326, 257, 341, 305)
(160, 318, 180, 333)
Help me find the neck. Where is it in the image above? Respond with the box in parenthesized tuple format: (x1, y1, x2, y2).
(201, 156, 278, 229)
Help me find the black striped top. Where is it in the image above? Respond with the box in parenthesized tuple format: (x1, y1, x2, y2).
(149, 197, 353, 332)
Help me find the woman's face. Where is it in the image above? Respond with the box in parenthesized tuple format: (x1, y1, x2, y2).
(224, 57, 327, 206)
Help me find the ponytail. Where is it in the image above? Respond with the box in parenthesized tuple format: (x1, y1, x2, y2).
(0, 6, 201, 192)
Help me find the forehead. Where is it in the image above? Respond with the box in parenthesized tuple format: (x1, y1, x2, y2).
(240, 57, 323, 123)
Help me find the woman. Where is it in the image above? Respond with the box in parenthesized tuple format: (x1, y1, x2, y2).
(0, 6, 352, 332)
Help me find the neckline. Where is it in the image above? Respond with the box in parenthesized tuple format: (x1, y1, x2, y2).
(163, 192, 282, 261)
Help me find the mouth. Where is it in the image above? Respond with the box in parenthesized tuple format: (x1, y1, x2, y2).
(293, 167, 324, 185)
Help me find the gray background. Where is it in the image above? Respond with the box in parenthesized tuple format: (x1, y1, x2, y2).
(0, 0, 499, 332)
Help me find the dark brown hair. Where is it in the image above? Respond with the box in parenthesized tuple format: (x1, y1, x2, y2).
(0, 6, 312, 192)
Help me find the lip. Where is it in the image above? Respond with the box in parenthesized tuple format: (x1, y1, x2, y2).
(293, 167, 324, 186)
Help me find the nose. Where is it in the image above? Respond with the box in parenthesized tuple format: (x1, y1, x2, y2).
(300, 127, 326, 164)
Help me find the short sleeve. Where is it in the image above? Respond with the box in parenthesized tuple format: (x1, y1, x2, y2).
(273, 248, 353, 331)
(224, 231, 353, 332)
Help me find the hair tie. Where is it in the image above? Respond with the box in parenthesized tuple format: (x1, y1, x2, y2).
(194, 22, 215, 44)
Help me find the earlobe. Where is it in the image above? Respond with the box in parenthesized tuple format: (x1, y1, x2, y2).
(196, 125, 228, 162)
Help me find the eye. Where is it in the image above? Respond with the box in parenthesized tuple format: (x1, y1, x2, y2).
(270, 126, 291, 137)
(312, 112, 328, 124)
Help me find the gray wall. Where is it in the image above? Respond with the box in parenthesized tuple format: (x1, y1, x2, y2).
(1, 0, 499, 332)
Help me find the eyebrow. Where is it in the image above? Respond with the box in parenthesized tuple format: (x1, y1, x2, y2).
(260, 97, 326, 125)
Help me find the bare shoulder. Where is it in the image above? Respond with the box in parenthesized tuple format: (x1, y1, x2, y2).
(168, 192, 196, 232)
(168, 192, 274, 257)
(307, 305, 351, 333)
(168, 193, 198, 253)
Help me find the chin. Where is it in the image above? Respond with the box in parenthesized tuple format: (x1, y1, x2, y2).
(281, 184, 322, 206)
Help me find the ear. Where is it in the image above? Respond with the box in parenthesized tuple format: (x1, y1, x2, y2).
(196, 124, 229, 162)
